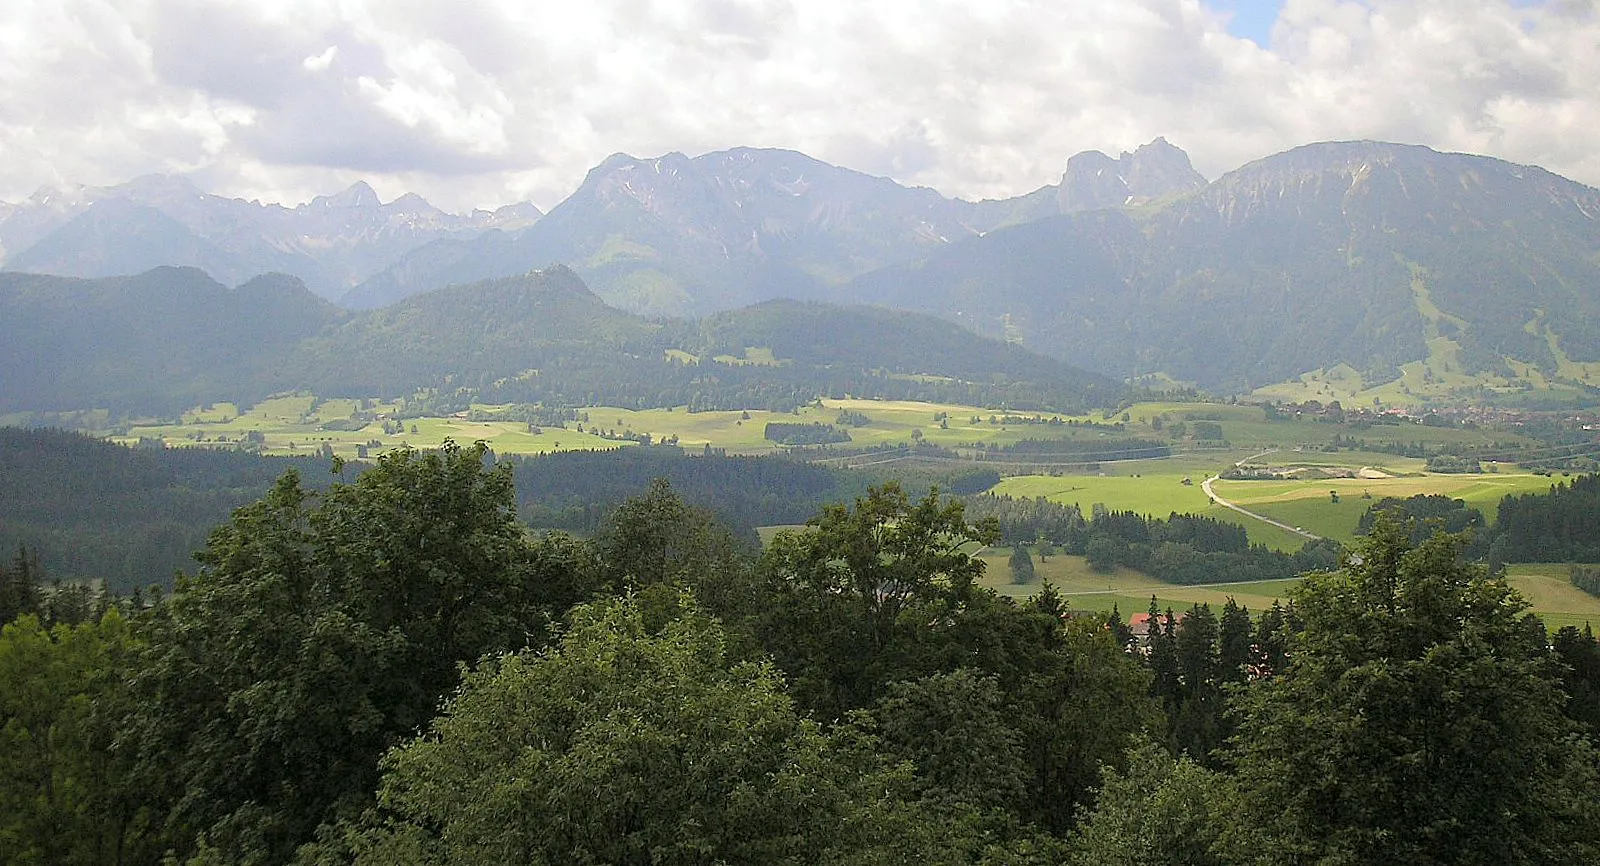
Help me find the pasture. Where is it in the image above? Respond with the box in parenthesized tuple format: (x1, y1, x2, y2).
(975, 547, 1305, 615)
(120, 394, 1531, 470)
(979, 550, 1600, 631)
(1215, 472, 1557, 545)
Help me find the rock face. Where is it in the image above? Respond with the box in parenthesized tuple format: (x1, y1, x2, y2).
(1056, 137, 1209, 212)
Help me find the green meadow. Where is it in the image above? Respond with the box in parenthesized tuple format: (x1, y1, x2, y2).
(121, 395, 1530, 468)
(977, 550, 1600, 630)
(1214, 472, 1557, 545)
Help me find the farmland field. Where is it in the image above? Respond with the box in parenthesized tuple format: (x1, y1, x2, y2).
(117, 396, 1533, 466)
(1215, 472, 1557, 545)
(975, 547, 1306, 613)
(978, 550, 1600, 631)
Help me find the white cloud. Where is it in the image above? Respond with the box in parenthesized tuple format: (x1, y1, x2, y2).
(0, 0, 1596, 211)
(302, 46, 338, 73)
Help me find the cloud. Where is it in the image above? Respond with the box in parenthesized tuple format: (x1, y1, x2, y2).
(0, 0, 1597, 211)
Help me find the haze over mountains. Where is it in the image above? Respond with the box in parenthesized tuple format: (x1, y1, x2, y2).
(3, 137, 1598, 396)
(0, 176, 541, 298)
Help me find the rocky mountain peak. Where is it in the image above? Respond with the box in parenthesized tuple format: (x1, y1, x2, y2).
(1054, 137, 1205, 212)
(314, 181, 382, 210)
(1119, 136, 1207, 199)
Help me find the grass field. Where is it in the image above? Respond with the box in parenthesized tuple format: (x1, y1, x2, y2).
(977, 550, 1600, 630)
(117, 394, 1535, 471)
(1506, 564, 1600, 631)
(992, 464, 1320, 552)
(121, 397, 1149, 458)
(975, 547, 1305, 614)
(1216, 472, 1557, 545)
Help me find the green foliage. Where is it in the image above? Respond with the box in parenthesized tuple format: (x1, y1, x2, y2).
(837, 408, 871, 427)
(759, 483, 999, 714)
(1356, 492, 1486, 550)
(0, 427, 339, 591)
(1493, 474, 1600, 563)
(1076, 507, 1342, 586)
(1219, 518, 1600, 864)
(593, 478, 757, 628)
(4, 267, 1122, 420)
(1553, 624, 1600, 735)
(504, 446, 860, 537)
(1425, 453, 1483, 473)
(1009, 544, 1037, 584)
(0, 268, 344, 414)
(322, 592, 946, 865)
(1574, 565, 1600, 598)
(0, 546, 43, 626)
(1069, 739, 1227, 866)
(0, 611, 145, 865)
(873, 669, 1030, 812)
(764, 420, 852, 445)
(125, 442, 586, 863)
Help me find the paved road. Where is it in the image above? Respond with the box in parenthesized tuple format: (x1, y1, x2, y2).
(1201, 449, 1324, 542)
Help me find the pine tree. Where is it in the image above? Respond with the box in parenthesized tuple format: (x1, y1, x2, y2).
(1009, 544, 1037, 584)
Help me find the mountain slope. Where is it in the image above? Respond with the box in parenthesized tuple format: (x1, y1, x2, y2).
(283, 266, 665, 397)
(0, 267, 346, 413)
(846, 141, 1600, 391)
(300, 267, 1120, 411)
(345, 147, 981, 315)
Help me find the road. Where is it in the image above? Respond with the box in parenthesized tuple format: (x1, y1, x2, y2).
(1200, 449, 1324, 542)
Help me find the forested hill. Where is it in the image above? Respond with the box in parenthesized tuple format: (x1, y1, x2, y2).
(287, 268, 1122, 411)
(842, 141, 1600, 390)
(281, 265, 665, 397)
(0, 266, 1122, 416)
(0, 267, 346, 413)
(690, 300, 1117, 399)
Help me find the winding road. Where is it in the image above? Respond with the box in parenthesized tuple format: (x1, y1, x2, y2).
(1201, 449, 1324, 542)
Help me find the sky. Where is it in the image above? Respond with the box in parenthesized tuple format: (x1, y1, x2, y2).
(0, 0, 1596, 213)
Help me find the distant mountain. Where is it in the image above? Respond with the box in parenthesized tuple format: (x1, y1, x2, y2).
(0, 176, 541, 299)
(15, 139, 1592, 402)
(966, 136, 1208, 229)
(843, 141, 1600, 391)
(0, 139, 1202, 316)
(0, 267, 346, 413)
(346, 140, 1206, 314)
(1, 266, 1120, 416)
(344, 147, 982, 314)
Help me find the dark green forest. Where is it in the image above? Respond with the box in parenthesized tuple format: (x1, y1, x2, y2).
(4, 442, 1600, 864)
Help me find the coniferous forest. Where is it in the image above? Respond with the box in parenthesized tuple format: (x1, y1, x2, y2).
(3, 441, 1599, 864)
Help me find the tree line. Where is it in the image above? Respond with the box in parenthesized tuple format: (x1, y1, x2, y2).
(964, 494, 1344, 585)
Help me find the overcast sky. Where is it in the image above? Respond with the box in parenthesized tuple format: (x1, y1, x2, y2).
(1, 0, 1596, 212)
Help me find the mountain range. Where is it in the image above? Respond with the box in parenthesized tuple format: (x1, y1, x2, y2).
(0, 175, 540, 299)
(3, 138, 1598, 396)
